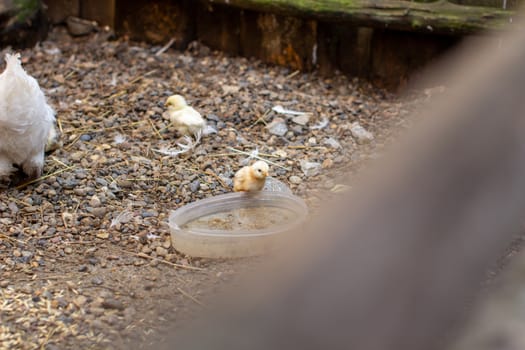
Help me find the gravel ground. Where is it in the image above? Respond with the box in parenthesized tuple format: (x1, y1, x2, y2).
(0, 27, 420, 349)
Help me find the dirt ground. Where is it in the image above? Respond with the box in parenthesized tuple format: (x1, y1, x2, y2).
(0, 26, 421, 349)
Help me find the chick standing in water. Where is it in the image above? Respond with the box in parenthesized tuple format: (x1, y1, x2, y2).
(233, 161, 269, 192)
(163, 94, 206, 138)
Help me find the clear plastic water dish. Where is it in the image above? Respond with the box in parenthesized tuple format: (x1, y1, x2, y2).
(169, 179, 308, 258)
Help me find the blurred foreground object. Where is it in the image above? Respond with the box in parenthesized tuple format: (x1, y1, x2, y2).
(157, 17, 525, 350)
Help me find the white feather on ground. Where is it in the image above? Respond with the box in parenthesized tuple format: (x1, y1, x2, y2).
(153, 135, 200, 157)
(0, 53, 55, 179)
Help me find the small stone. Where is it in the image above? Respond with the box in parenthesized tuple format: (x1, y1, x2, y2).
(8, 202, 18, 213)
(123, 307, 136, 322)
(44, 344, 60, 350)
(322, 158, 334, 169)
(291, 125, 303, 135)
(156, 246, 168, 256)
(88, 257, 99, 265)
(13, 249, 21, 257)
(308, 137, 317, 146)
(189, 180, 200, 193)
(19, 285, 32, 294)
(274, 149, 287, 158)
(90, 307, 105, 317)
(221, 84, 240, 94)
(103, 314, 120, 326)
(300, 160, 322, 177)
(350, 122, 374, 144)
(323, 137, 341, 149)
(95, 178, 108, 186)
(117, 179, 133, 188)
(96, 231, 110, 239)
(25, 206, 38, 213)
(266, 118, 288, 136)
(67, 16, 97, 36)
(59, 316, 73, 324)
(89, 195, 101, 208)
(80, 134, 92, 141)
(91, 207, 107, 218)
(289, 175, 302, 184)
(0, 280, 9, 288)
(91, 277, 103, 285)
(78, 265, 88, 272)
(74, 188, 87, 196)
(74, 295, 88, 307)
(64, 247, 73, 254)
(292, 114, 310, 126)
(91, 319, 105, 329)
(102, 298, 125, 310)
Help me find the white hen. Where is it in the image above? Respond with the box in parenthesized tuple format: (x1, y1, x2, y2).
(0, 53, 55, 180)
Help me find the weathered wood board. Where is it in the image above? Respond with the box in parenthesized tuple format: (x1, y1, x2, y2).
(207, 0, 516, 35)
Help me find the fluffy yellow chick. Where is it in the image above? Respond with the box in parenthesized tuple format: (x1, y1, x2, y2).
(233, 161, 269, 192)
(164, 95, 206, 137)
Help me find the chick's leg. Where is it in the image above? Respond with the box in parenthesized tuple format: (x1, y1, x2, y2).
(22, 151, 44, 181)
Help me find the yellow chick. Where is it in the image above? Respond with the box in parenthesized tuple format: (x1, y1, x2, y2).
(164, 95, 206, 137)
(233, 161, 269, 192)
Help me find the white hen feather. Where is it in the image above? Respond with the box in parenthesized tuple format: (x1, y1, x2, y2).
(0, 53, 55, 179)
(153, 135, 198, 157)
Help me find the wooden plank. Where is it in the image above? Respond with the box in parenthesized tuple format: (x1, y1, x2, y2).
(42, 0, 80, 24)
(240, 11, 317, 71)
(114, 0, 195, 47)
(196, 4, 241, 55)
(80, 0, 115, 27)
(207, 0, 515, 34)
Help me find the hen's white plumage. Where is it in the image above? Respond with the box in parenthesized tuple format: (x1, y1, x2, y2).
(0, 53, 55, 179)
